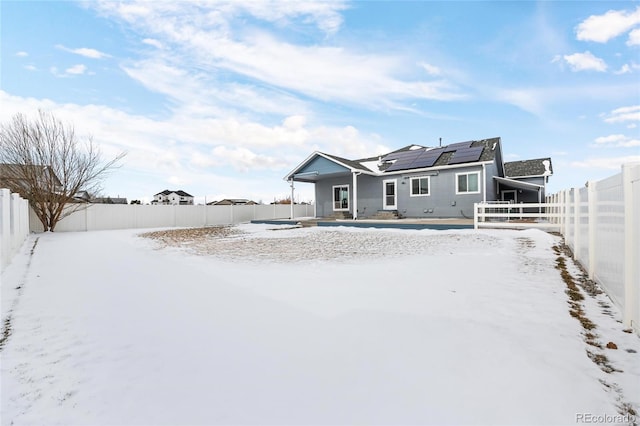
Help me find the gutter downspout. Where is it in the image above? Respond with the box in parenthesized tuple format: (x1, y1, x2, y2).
(482, 163, 487, 203)
(352, 171, 361, 220)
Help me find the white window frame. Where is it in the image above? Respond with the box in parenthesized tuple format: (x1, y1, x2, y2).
(409, 176, 431, 197)
(383, 179, 397, 210)
(332, 184, 350, 211)
(456, 172, 481, 194)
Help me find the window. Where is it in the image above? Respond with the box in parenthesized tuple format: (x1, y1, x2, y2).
(456, 172, 480, 194)
(410, 177, 430, 196)
(333, 185, 349, 210)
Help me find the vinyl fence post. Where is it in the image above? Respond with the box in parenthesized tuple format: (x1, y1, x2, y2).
(562, 189, 569, 237)
(587, 181, 597, 280)
(573, 187, 580, 259)
(0, 189, 10, 269)
(622, 163, 638, 329)
(473, 203, 478, 230)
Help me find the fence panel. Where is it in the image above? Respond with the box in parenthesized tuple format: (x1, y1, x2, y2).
(545, 163, 639, 334)
(592, 174, 625, 308)
(0, 188, 30, 271)
(577, 187, 590, 271)
(28, 203, 313, 233)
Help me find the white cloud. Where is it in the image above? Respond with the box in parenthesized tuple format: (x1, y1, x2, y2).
(628, 28, 640, 46)
(493, 88, 545, 116)
(0, 91, 388, 200)
(66, 64, 88, 75)
(602, 105, 640, 123)
(593, 134, 640, 148)
(575, 6, 640, 43)
(167, 175, 189, 186)
(24, 65, 37, 71)
(121, 59, 309, 118)
(563, 51, 607, 72)
(420, 62, 441, 76)
(613, 64, 631, 75)
(570, 156, 640, 169)
(88, 1, 464, 111)
(55, 44, 111, 59)
(16, 51, 28, 57)
(142, 38, 163, 49)
(210, 146, 284, 172)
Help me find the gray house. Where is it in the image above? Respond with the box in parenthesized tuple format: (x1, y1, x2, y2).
(284, 137, 552, 219)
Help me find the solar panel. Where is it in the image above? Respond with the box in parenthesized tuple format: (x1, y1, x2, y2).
(382, 150, 421, 161)
(448, 147, 483, 164)
(443, 141, 471, 152)
(386, 161, 414, 172)
(409, 149, 444, 169)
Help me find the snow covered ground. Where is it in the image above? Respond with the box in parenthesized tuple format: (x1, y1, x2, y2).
(1, 224, 638, 425)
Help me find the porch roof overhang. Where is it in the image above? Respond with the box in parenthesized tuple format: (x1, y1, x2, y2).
(494, 176, 543, 192)
(284, 152, 374, 183)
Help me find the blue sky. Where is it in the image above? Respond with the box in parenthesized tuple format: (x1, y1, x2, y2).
(1, 1, 639, 204)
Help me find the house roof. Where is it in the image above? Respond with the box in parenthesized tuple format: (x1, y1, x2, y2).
(209, 199, 257, 205)
(0, 163, 62, 186)
(92, 197, 128, 204)
(285, 138, 504, 182)
(494, 176, 543, 192)
(504, 158, 553, 178)
(154, 189, 194, 197)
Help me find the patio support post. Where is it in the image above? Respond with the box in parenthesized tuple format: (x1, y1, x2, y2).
(289, 179, 295, 220)
(352, 172, 359, 220)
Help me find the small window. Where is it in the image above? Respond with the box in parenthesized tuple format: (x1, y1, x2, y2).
(456, 172, 480, 194)
(410, 177, 430, 196)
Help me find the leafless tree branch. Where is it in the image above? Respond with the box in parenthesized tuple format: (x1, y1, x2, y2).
(0, 110, 126, 231)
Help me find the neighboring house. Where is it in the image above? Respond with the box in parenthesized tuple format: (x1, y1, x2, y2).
(208, 199, 258, 206)
(73, 190, 92, 203)
(92, 197, 128, 205)
(284, 137, 552, 219)
(0, 163, 62, 196)
(152, 190, 194, 205)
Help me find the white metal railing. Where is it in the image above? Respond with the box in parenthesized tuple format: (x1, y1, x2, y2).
(474, 202, 562, 231)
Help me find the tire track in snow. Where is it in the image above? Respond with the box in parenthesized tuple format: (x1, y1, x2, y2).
(0, 237, 39, 352)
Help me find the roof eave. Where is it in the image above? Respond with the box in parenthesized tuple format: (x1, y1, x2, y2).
(284, 151, 375, 181)
(379, 160, 494, 176)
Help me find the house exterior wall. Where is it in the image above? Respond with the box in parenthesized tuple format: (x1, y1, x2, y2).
(381, 165, 489, 218)
(498, 176, 547, 203)
(312, 162, 501, 219)
(314, 175, 353, 217)
(153, 193, 194, 205)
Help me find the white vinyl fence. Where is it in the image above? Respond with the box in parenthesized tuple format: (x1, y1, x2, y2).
(0, 188, 30, 271)
(474, 202, 561, 231)
(29, 203, 315, 233)
(547, 163, 640, 333)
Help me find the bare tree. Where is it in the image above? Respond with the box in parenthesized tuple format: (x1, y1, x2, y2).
(0, 110, 125, 231)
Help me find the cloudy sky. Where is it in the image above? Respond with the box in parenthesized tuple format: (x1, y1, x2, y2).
(1, 1, 639, 204)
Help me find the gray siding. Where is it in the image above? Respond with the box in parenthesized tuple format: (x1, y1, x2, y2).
(389, 167, 485, 218)
(498, 176, 547, 203)
(315, 175, 353, 217)
(313, 162, 503, 219)
(484, 161, 501, 201)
